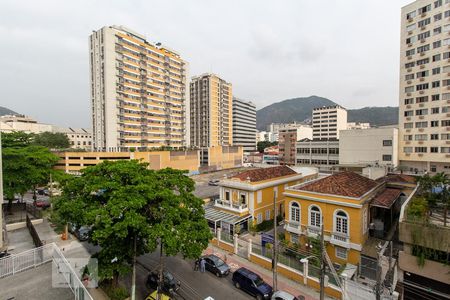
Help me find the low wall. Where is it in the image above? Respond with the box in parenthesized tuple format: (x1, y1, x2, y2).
(211, 238, 234, 253)
(6, 219, 43, 231)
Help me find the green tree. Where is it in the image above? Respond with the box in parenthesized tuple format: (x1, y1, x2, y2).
(53, 160, 211, 292)
(34, 132, 70, 149)
(2, 132, 59, 211)
(257, 141, 278, 153)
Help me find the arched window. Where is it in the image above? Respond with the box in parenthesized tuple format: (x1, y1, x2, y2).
(309, 205, 322, 227)
(290, 202, 300, 223)
(335, 210, 348, 235)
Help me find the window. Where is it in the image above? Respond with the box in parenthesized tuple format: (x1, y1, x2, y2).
(335, 211, 348, 235)
(382, 155, 392, 161)
(443, 79, 450, 86)
(432, 94, 440, 101)
(432, 81, 440, 88)
(441, 133, 450, 140)
(433, 41, 442, 50)
(415, 147, 428, 153)
(417, 58, 429, 65)
(405, 74, 414, 81)
(406, 36, 417, 44)
(431, 165, 437, 172)
(405, 62, 415, 68)
(434, 13, 443, 21)
(240, 193, 246, 205)
(435, 0, 442, 8)
(445, 24, 450, 32)
(290, 202, 300, 223)
(432, 107, 440, 114)
(404, 147, 413, 153)
(417, 44, 430, 53)
(444, 39, 450, 46)
(434, 26, 442, 35)
(291, 233, 299, 244)
(444, 52, 450, 59)
(405, 110, 413, 117)
(443, 106, 450, 113)
(446, 10, 450, 18)
(418, 31, 430, 40)
(418, 18, 431, 28)
(444, 66, 450, 73)
(404, 135, 413, 141)
(309, 206, 321, 228)
(432, 67, 441, 75)
(431, 120, 439, 127)
(406, 11, 416, 20)
(416, 121, 428, 128)
(441, 147, 450, 153)
(336, 247, 348, 260)
(406, 49, 415, 56)
(431, 134, 439, 140)
(431, 147, 439, 153)
(404, 122, 414, 129)
(405, 86, 414, 93)
(416, 70, 428, 78)
(415, 134, 427, 141)
(404, 98, 414, 105)
(442, 120, 450, 126)
(433, 54, 441, 62)
(416, 96, 428, 103)
(257, 213, 263, 224)
(416, 83, 429, 91)
(265, 209, 270, 221)
(225, 191, 230, 201)
(416, 109, 428, 116)
(418, 5, 431, 14)
(443, 93, 450, 100)
(383, 140, 392, 146)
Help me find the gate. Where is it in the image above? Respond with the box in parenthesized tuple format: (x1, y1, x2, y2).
(236, 238, 248, 259)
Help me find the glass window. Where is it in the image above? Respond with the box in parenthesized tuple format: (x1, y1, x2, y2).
(404, 122, 414, 129)
(310, 206, 321, 228)
(290, 202, 300, 223)
(383, 140, 393, 146)
(336, 247, 348, 260)
(382, 155, 392, 161)
(404, 147, 413, 153)
(431, 134, 439, 140)
(335, 211, 348, 235)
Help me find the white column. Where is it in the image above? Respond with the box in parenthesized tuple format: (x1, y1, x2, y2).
(233, 234, 238, 254)
(248, 239, 252, 259)
(217, 227, 222, 243)
(300, 258, 308, 285)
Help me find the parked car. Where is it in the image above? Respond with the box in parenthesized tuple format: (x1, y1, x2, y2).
(146, 270, 180, 295)
(202, 254, 231, 277)
(34, 198, 51, 209)
(208, 179, 220, 186)
(74, 226, 91, 241)
(232, 267, 273, 300)
(271, 291, 303, 300)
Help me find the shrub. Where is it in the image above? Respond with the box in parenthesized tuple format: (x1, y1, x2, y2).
(102, 284, 129, 300)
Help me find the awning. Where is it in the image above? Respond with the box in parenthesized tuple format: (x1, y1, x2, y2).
(204, 205, 251, 225)
(371, 188, 402, 209)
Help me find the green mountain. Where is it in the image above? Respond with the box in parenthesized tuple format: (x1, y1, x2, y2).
(0, 106, 18, 116)
(256, 96, 398, 130)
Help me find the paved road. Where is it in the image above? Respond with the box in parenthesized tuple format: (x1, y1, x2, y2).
(136, 252, 252, 300)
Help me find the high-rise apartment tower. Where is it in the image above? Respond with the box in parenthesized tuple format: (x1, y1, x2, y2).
(190, 74, 233, 147)
(399, 1, 450, 173)
(90, 25, 188, 151)
(232, 97, 256, 152)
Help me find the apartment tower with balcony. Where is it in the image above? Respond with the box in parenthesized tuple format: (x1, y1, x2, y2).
(399, 1, 450, 173)
(190, 74, 233, 147)
(90, 25, 188, 151)
(232, 97, 256, 153)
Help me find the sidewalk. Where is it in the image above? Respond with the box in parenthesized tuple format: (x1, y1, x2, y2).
(204, 244, 331, 300)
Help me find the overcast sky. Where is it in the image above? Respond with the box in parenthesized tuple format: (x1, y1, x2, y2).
(1, 0, 411, 128)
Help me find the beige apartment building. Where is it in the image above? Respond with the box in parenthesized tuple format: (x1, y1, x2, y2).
(399, 1, 450, 173)
(190, 74, 233, 147)
(312, 105, 347, 140)
(90, 25, 188, 152)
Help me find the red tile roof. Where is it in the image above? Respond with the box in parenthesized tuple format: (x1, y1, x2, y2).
(231, 166, 297, 182)
(296, 171, 379, 198)
(371, 188, 402, 209)
(378, 174, 417, 184)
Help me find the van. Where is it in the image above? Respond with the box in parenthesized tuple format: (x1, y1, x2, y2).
(232, 267, 272, 300)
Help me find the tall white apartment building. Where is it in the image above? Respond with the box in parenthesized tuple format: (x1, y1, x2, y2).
(190, 74, 233, 148)
(232, 97, 256, 152)
(312, 105, 348, 140)
(399, 1, 450, 174)
(90, 25, 188, 152)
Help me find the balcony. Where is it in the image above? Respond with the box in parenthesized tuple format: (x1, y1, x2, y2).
(330, 232, 350, 248)
(284, 221, 303, 235)
(306, 226, 321, 238)
(214, 199, 248, 214)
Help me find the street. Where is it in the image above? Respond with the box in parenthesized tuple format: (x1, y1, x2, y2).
(135, 252, 252, 300)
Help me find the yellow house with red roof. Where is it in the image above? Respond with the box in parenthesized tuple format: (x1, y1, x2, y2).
(205, 166, 318, 235)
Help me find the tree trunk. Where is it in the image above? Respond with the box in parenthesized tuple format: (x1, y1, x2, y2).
(7, 198, 13, 214)
(113, 270, 119, 287)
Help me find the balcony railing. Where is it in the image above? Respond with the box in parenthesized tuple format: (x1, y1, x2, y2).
(214, 199, 248, 213)
(330, 232, 350, 248)
(306, 226, 321, 237)
(284, 221, 302, 235)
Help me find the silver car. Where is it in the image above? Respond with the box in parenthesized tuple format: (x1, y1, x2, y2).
(271, 291, 304, 300)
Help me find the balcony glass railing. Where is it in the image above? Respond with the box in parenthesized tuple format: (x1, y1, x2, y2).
(214, 199, 248, 211)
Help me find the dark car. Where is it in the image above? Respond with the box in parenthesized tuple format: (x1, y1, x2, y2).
(74, 226, 91, 241)
(34, 199, 51, 209)
(202, 254, 230, 277)
(232, 267, 272, 300)
(208, 179, 220, 186)
(146, 270, 180, 295)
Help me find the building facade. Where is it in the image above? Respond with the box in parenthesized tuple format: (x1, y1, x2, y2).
(278, 125, 313, 165)
(346, 122, 371, 130)
(232, 97, 256, 152)
(190, 74, 233, 147)
(296, 139, 340, 169)
(90, 25, 188, 152)
(339, 127, 399, 169)
(399, 1, 450, 173)
(312, 105, 347, 140)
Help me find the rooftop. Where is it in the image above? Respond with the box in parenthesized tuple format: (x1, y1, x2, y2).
(231, 166, 296, 183)
(371, 188, 402, 209)
(293, 171, 379, 198)
(377, 173, 416, 185)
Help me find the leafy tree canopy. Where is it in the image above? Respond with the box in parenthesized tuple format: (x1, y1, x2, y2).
(257, 141, 278, 153)
(53, 160, 211, 283)
(34, 131, 70, 149)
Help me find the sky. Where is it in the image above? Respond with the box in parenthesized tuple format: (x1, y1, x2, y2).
(0, 0, 412, 128)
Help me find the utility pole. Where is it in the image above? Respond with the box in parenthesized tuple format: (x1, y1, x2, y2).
(157, 239, 164, 300)
(319, 224, 325, 300)
(272, 191, 278, 291)
(131, 234, 137, 300)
